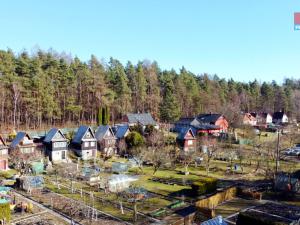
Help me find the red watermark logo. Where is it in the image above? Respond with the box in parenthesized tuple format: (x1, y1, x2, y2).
(295, 13, 300, 30)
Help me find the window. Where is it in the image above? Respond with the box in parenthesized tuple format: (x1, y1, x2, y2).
(90, 142, 95, 147)
(22, 147, 34, 154)
(0, 149, 7, 155)
(187, 140, 193, 146)
(84, 142, 89, 147)
(54, 142, 66, 148)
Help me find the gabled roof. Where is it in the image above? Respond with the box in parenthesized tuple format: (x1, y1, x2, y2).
(244, 113, 256, 121)
(177, 127, 195, 140)
(250, 112, 271, 119)
(44, 128, 67, 143)
(10, 132, 31, 149)
(127, 113, 156, 126)
(175, 117, 195, 125)
(196, 113, 222, 124)
(114, 125, 130, 139)
(95, 125, 115, 141)
(273, 111, 286, 120)
(72, 125, 96, 144)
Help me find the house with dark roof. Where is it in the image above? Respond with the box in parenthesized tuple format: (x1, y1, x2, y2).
(0, 135, 9, 171)
(123, 113, 158, 130)
(174, 113, 228, 135)
(273, 111, 288, 124)
(113, 124, 130, 140)
(176, 127, 197, 152)
(43, 128, 68, 162)
(10, 132, 36, 155)
(95, 125, 116, 155)
(250, 112, 273, 126)
(71, 126, 97, 160)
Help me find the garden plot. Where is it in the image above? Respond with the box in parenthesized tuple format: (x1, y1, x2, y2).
(214, 197, 261, 222)
(17, 189, 129, 225)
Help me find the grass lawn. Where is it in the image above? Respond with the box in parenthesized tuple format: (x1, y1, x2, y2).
(0, 169, 17, 179)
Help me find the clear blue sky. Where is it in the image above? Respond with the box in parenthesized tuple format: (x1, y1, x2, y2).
(1, 0, 300, 83)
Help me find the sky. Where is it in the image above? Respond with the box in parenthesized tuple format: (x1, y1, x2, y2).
(0, 0, 300, 83)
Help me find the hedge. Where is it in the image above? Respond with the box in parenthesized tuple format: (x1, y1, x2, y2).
(191, 177, 217, 195)
(0, 203, 11, 222)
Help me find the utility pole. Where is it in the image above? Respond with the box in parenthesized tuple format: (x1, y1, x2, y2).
(275, 129, 280, 175)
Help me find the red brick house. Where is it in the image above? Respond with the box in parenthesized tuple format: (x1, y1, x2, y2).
(0, 135, 9, 171)
(176, 128, 197, 152)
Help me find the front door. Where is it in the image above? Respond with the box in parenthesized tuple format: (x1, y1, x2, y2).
(62, 151, 66, 160)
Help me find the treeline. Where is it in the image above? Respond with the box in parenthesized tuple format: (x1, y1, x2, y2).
(0, 48, 300, 129)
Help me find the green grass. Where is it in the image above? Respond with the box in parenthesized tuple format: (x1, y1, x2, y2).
(0, 169, 17, 179)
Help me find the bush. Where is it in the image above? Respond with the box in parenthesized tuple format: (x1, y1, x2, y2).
(0, 203, 11, 222)
(125, 131, 144, 148)
(191, 177, 217, 195)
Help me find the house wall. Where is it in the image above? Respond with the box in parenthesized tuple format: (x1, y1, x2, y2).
(266, 115, 273, 123)
(20, 146, 35, 154)
(243, 116, 257, 126)
(81, 141, 97, 150)
(282, 115, 288, 123)
(80, 149, 96, 160)
(0, 158, 8, 170)
(183, 139, 197, 151)
(99, 139, 116, 154)
(50, 150, 67, 161)
(52, 141, 68, 151)
(215, 117, 229, 132)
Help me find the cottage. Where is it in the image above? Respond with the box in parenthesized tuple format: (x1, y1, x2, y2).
(10, 132, 36, 154)
(95, 125, 116, 155)
(174, 113, 228, 135)
(43, 128, 68, 162)
(273, 111, 288, 124)
(176, 127, 197, 152)
(71, 126, 97, 160)
(250, 112, 273, 126)
(0, 135, 9, 171)
(123, 113, 158, 130)
(243, 113, 257, 126)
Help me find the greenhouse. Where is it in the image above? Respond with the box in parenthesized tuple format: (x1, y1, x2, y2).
(108, 175, 138, 192)
(111, 162, 128, 173)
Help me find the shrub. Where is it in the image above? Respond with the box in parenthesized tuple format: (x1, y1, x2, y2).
(0, 203, 11, 222)
(191, 177, 217, 195)
(125, 131, 144, 148)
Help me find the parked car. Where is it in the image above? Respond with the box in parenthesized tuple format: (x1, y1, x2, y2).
(285, 148, 300, 156)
